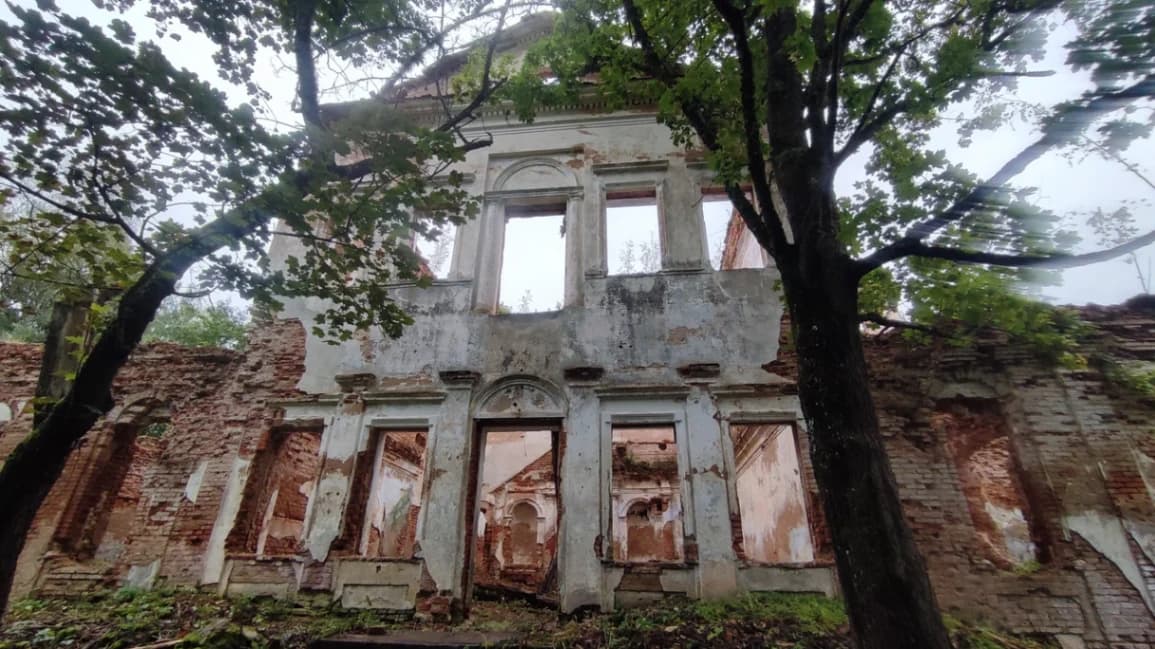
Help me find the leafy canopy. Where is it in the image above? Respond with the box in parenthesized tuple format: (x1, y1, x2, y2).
(502, 0, 1154, 345)
(0, 0, 515, 344)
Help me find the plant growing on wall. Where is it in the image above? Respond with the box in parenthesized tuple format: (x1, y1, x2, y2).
(502, 1, 1154, 647)
(0, 0, 527, 611)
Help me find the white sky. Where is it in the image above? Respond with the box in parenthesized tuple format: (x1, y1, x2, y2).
(499, 213, 566, 312)
(4, 3, 1154, 313)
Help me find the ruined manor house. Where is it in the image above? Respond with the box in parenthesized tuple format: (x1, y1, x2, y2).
(4, 17, 1155, 649)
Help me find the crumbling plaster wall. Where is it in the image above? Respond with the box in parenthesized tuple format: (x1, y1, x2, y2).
(4, 94, 1155, 648)
(838, 307, 1155, 648)
(262, 108, 787, 612)
(0, 320, 308, 601)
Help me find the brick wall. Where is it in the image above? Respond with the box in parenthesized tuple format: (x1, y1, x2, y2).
(807, 302, 1155, 648)
(6, 305, 1155, 646)
(0, 319, 307, 597)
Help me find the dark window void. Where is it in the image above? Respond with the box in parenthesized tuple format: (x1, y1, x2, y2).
(936, 399, 1041, 568)
(360, 430, 428, 558)
(473, 429, 558, 596)
(606, 190, 661, 275)
(730, 423, 814, 564)
(227, 428, 322, 556)
(499, 205, 566, 313)
(54, 409, 169, 562)
(611, 425, 683, 563)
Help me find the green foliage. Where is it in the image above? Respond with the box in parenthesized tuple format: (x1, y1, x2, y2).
(508, 0, 1154, 352)
(1098, 357, 1155, 399)
(1012, 559, 1043, 576)
(0, 589, 1058, 649)
(142, 298, 249, 349)
(0, 0, 510, 353)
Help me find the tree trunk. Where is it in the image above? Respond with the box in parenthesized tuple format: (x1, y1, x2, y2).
(33, 298, 91, 429)
(781, 256, 951, 649)
(0, 241, 235, 612)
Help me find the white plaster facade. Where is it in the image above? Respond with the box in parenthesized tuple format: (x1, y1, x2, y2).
(230, 82, 834, 613)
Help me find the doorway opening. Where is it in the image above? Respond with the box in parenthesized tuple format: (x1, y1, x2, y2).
(466, 424, 562, 609)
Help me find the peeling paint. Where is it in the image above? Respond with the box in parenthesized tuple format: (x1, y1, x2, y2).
(203, 456, 251, 585)
(1067, 510, 1155, 614)
(184, 460, 209, 503)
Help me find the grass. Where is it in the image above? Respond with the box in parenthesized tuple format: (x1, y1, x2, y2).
(0, 587, 1061, 649)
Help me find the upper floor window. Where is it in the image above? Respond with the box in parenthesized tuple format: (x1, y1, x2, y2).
(412, 223, 455, 280)
(498, 202, 566, 313)
(702, 190, 766, 271)
(606, 189, 661, 275)
(702, 193, 735, 270)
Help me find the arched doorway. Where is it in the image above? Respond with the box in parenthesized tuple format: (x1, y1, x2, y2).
(466, 376, 565, 607)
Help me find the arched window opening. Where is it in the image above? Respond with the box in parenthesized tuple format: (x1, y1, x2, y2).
(53, 402, 170, 562)
(510, 502, 539, 566)
(937, 398, 1042, 568)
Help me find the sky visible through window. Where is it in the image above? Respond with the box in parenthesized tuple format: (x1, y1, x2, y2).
(607, 201, 661, 275)
(702, 199, 734, 270)
(414, 228, 455, 279)
(499, 214, 566, 313)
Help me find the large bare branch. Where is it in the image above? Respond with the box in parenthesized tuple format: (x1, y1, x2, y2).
(824, 0, 875, 155)
(709, 0, 779, 243)
(434, 0, 514, 138)
(293, 0, 323, 130)
(856, 72, 1155, 275)
(896, 228, 1155, 269)
(620, 0, 790, 258)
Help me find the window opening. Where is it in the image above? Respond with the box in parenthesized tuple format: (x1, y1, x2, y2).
(53, 410, 170, 562)
(611, 425, 683, 563)
(472, 429, 559, 598)
(413, 225, 455, 279)
(498, 205, 566, 313)
(937, 399, 1041, 568)
(730, 423, 814, 564)
(606, 190, 661, 275)
(226, 428, 322, 556)
(703, 192, 763, 270)
(361, 430, 428, 558)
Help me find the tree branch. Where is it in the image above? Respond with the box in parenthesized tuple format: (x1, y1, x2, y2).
(434, 0, 513, 137)
(710, 0, 778, 241)
(293, 0, 323, 130)
(856, 72, 1155, 274)
(859, 312, 942, 335)
(899, 228, 1155, 269)
(835, 45, 906, 167)
(620, 0, 788, 259)
(825, 0, 874, 156)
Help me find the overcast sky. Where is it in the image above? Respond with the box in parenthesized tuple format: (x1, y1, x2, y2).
(5, 3, 1153, 313)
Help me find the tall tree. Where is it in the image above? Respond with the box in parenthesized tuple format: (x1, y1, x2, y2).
(0, 0, 525, 610)
(507, 1, 1155, 647)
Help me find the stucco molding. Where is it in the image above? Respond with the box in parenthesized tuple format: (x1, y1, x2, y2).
(491, 156, 580, 193)
(473, 374, 567, 419)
